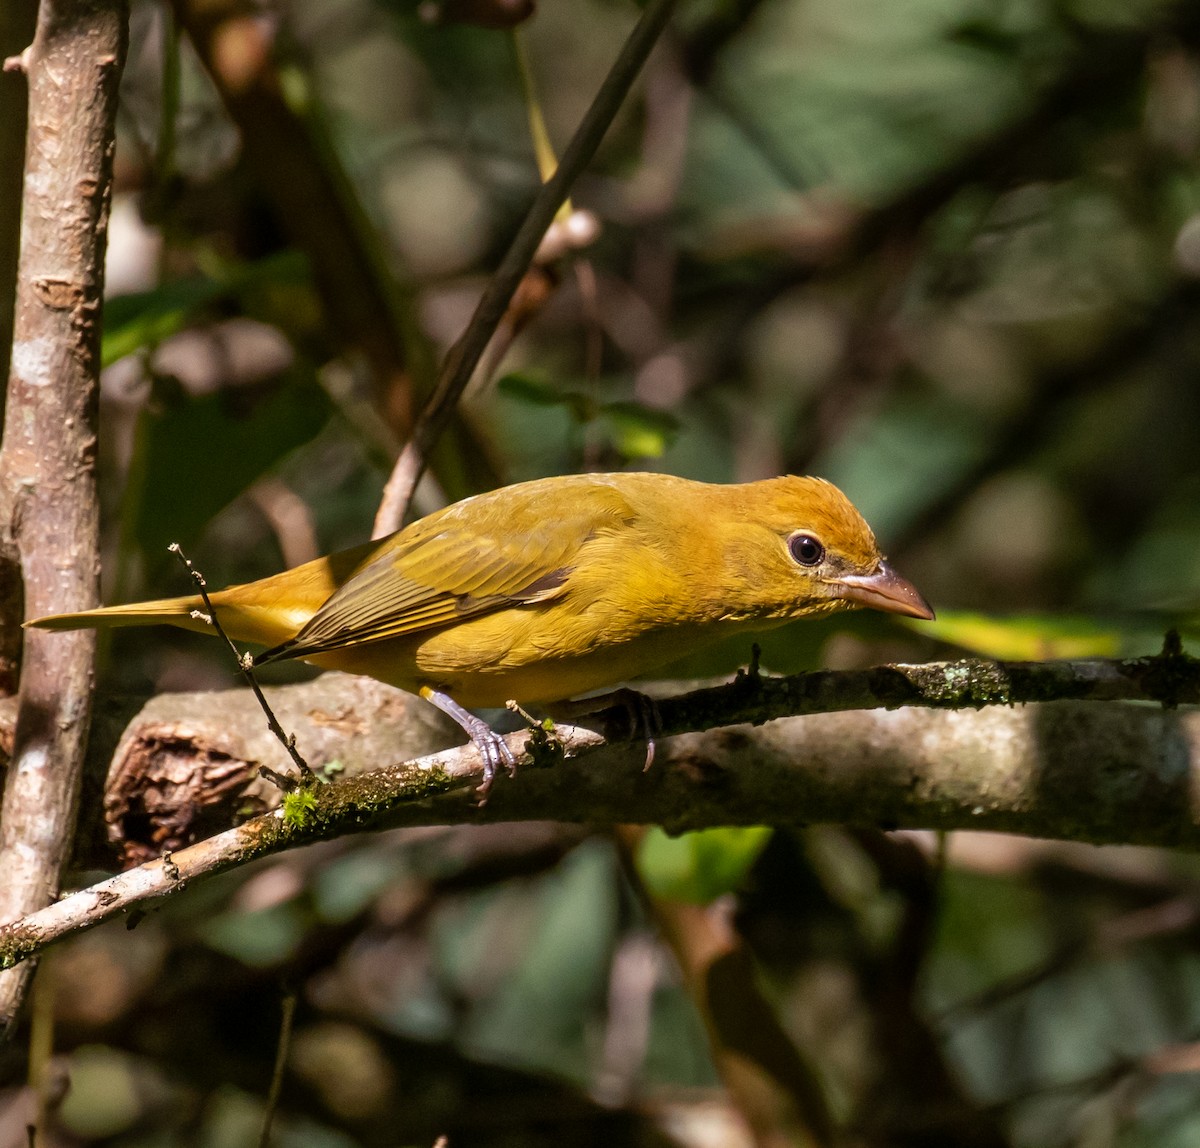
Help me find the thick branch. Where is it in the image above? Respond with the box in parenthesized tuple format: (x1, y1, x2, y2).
(1, 649, 1199, 970)
(0, 0, 38, 430)
(0, 645, 1183, 867)
(0, 0, 125, 1035)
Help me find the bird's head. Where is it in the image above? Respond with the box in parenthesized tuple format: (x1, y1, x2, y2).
(723, 476, 934, 623)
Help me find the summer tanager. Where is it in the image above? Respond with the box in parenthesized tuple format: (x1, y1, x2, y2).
(29, 472, 933, 786)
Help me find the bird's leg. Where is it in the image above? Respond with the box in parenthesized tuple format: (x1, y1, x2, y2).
(419, 687, 517, 797)
(550, 688, 662, 770)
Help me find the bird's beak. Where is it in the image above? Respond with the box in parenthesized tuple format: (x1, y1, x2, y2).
(833, 562, 935, 621)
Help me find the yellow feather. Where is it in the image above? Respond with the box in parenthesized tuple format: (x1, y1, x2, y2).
(28, 472, 932, 708)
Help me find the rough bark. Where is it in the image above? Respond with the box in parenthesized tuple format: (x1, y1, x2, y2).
(0, 0, 40, 695)
(0, 0, 125, 1036)
(0, 0, 39, 422)
(99, 675, 454, 866)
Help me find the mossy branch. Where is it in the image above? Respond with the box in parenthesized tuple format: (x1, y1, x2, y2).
(1, 643, 1199, 970)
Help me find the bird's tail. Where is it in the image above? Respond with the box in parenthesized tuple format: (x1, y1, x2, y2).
(28, 596, 211, 633)
(26, 590, 308, 649)
(26, 541, 383, 648)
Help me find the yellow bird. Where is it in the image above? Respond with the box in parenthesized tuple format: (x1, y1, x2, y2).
(29, 472, 933, 787)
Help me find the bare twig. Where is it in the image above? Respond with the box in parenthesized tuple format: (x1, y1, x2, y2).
(169, 544, 316, 788)
(371, 0, 678, 537)
(258, 988, 297, 1148)
(0, 0, 126, 1038)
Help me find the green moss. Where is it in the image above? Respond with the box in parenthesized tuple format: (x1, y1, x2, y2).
(282, 789, 318, 827)
(910, 661, 1019, 707)
(522, 721, 564, 769)
(0, 924, 40, 971)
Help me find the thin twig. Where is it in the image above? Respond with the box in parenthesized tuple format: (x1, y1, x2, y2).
(28, 953, 55, 1142)
(168, 544, 315, 787)
(257, 987, 297, 1148)
(372, 0, 678, 537)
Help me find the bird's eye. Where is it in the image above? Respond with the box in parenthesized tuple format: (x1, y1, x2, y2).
(788, 533, 825, 567)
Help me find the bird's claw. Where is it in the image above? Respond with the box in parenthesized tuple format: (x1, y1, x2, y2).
(419, 687, 519, 802)
(470, 723, 517, 802)
(614, 689, 662, 771)
(552, 687, 661, 769)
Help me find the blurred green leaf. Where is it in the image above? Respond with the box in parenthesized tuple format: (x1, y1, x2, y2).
(128, 367, 332, 567)
(598, 401, 680, 460)
(497, 371, 577, 408)
(638, 826, 772, 904)
(814, 393, 989, 540)
(497, 372, 595, 424)
(919, 609, 1121, 659)
(201, 901, 306, 967)
(924, 868, 1054, 1010)
(58, 1048, 143, 1139)
(680, 0, 1044, 247)
(456, 841, 618, 1079)
(312, 850, 410, 922)
(498, 376, 679, 460)
(103, 278, 231, 367)
(102, 251, 308, 367)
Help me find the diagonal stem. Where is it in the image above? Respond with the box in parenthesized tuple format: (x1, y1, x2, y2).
(372, 0, 678, 537)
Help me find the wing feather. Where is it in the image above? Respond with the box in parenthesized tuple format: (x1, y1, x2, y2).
(259, 478, 637, 664)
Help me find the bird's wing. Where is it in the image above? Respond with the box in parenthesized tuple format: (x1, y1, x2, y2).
(259, 482, 637, 662)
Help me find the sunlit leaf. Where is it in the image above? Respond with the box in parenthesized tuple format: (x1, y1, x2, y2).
(638, 825, 772, 904)
(598, 402, 681, 460)
(919, 610, 1122, 659)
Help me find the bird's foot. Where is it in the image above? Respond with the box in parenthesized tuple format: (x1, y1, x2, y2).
(551, 687, 662, 770)
(420, 686, 516, 801)
(462, 715, 517, 800)
(616, 688, 662, 771)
